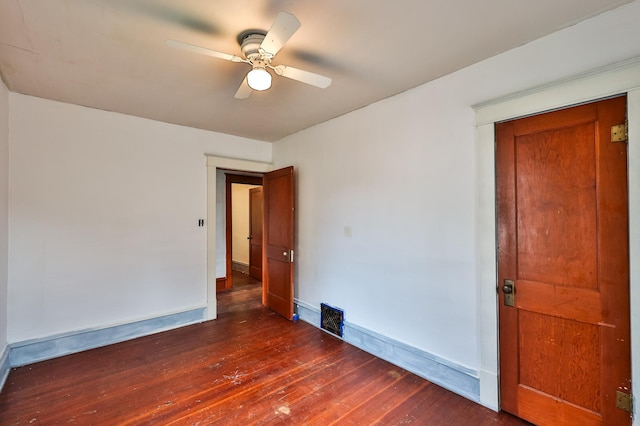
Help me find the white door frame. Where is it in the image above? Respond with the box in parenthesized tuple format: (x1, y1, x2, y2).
(474, 57, 640, 422)
(205, 155, 272, 320)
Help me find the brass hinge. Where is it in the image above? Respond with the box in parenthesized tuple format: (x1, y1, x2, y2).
(616, 390, 633, 414)
(611, 119, 628, 143)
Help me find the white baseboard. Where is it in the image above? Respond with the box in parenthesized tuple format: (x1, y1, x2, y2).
(295, 300, 480, 403)
(5, 301, 483, 405)
(9, 308, 207, 368)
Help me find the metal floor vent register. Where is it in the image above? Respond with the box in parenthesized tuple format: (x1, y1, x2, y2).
(320, 303, 344, 337)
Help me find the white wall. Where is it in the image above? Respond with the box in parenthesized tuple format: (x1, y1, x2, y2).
(274, 0, 640, 394)
(0, 78, 9, 356)
(8, 94, 271, 342)
(275, 76, 479, 368)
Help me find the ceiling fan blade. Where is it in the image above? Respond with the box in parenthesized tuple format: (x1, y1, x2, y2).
(166, 40, 245, 63)
(234, 76, 253, 99)
(259, 12, 301, 57)
(274, 65, 332, 89)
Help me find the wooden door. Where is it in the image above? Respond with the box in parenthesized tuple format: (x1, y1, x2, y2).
(263, 166, 295, 320)
(249, 187, 263, 281)
(496, 96, 631, 425)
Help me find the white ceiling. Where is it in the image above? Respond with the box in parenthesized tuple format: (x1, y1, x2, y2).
(0, 0, 634, 142)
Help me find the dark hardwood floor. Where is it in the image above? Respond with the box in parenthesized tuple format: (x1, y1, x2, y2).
(0, 271, 531, 425)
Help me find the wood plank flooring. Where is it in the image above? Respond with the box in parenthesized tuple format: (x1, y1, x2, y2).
(0, 272, 531, 425)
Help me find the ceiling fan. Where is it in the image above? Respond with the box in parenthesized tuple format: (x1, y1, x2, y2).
(166, 11, 332, 99)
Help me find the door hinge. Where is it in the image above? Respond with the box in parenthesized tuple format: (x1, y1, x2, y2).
(611, 120, 628, 143)
(616, 390, 633, 414)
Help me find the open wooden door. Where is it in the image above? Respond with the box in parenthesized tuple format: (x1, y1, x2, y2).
(248, 187, 263, 281)
(496, 97, 631, 425)
(262, 166, 294, 320)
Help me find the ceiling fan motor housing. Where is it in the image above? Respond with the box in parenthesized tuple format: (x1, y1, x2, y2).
(241, 33, 267, 60)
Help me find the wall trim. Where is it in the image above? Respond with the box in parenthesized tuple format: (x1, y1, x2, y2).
(295, 300, 481, 404)
(216, 277, 227, 291)
(9, 308, 206, 368)
(0, 345, 9, 392)
(473, 57, 640, 124)
(628, 90, 640, 423)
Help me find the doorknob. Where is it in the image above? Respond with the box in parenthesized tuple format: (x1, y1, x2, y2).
(503, 279, 515, 307)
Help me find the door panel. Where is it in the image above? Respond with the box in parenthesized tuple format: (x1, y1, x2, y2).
(249, 187, 263, 281)
(496, 97, 631, 425)
(263, 166, 294, 320)
(515, 123, 597, 288)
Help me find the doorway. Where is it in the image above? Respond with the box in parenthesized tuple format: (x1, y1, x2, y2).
(220, 173, 263, 291)
(205, 157, 296, 322)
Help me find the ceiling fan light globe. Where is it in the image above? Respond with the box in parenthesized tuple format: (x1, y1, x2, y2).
(247, 68, 272, 91)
